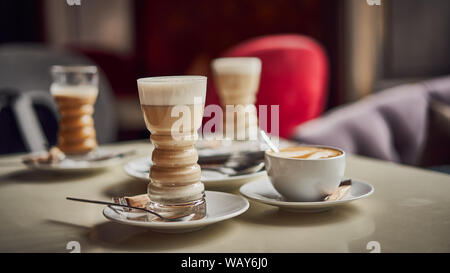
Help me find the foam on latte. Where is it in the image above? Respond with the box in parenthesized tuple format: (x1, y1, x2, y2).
(137, 76, 206, 106)
(212, 57, 261, 74)
(274, 146, 343, 160)
(50, 84, 98, 97)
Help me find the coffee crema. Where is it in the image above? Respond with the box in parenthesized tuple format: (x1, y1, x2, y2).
(272, 146, 343, 160)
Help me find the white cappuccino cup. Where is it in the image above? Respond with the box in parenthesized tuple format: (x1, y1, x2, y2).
(265, 145, 346, 202)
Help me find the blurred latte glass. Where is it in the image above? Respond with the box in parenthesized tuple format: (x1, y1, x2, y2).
(137, 76, 207, 220)
(212, 57, 261, 140)
(50, 66, 99, 155)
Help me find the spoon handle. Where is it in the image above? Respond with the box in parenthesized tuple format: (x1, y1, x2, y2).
(201, 166, 235, 175)
(66, 197, 163, 219)
(259, 130, 280, 153)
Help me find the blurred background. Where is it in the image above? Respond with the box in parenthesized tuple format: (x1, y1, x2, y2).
(0, 0, 449, 170)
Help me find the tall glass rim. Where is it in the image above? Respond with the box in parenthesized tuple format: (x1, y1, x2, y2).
(212, 56, 261, 62)
(212, 57, 261, 66)
(137, 75, 207, 84)
(50, 65, 98, 74)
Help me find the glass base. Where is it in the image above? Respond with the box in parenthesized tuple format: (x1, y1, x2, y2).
(146, 198, 206, 222)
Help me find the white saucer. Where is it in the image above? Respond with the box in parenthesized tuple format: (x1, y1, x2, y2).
(240, 177, 374, 213)
(196, 138, 265, 159)
(123, 157, 266, 189)
(23, 148, 130, 172)
(103, 191, 249, 233)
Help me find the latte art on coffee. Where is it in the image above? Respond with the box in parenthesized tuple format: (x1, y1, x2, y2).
(274, 146, 343, 159)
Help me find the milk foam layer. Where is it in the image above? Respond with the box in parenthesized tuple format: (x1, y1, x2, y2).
(275, 147, 342, 159)
(212, 57, 261, 74)
(137, 76, 206, 106)
(50, 84, 98, 97)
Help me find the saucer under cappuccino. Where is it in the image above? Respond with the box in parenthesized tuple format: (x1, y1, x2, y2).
(265, 145, 346, 202)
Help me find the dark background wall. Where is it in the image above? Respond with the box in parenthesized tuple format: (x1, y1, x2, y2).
(385, 0, 450, 78)
(0, 0, 43, 43)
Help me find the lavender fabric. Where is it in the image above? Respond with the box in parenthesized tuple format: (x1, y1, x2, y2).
(292, 76, 450, 165)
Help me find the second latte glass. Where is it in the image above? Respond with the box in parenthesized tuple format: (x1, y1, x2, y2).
(50, 65, 99, 155)
(137, 76, 207, 220)
(212, 57, 261, 140)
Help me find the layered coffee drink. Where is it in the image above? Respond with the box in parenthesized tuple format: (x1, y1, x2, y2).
(50, 66, 99, 155)
(271, 146, 343, 160)
(212, 57, 261, 140)
(137, 76, 207, 220)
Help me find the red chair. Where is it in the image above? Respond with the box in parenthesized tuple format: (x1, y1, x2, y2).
(206, 34, 329, 138)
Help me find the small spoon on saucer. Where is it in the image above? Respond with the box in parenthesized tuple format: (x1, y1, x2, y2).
(324, 179, 352, 201)
(202, 162, 265, 176)
(66, 197, 195, 222)
(71, 149, 136, 162)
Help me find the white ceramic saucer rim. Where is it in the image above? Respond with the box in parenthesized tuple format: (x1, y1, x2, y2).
(123, 156, 266, 183)
(23, 149, 125, 171)
(239, 178, 374, 207)
(26, 158, 123, 170)
(103, 191, 249, 228)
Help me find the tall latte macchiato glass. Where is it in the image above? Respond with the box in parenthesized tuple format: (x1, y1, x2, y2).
(50, 66, 99, 155)
(212, 57, 261, 140)
(137, 76, 207, 220)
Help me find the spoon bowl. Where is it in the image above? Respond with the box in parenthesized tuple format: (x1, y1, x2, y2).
(202, 162, 265, 176)
(67, 197, 197, 222)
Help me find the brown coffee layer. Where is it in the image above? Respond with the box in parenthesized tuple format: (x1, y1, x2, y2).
(142, 104, 204, 204)
(149, 133, 201, 185)
(214, 73, 260, 105)
(58, 127, 96, 143)
(54, 95, 97, 155)
(214, 72, 260, 140)
(151, 146, 198, 167)
(150, 164, 201, 184)
(58, 138, 97, 155)
(59, 115, 94, 130)
(150, 133, 196, 148)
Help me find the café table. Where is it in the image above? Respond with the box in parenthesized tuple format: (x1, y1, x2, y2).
(0, 140, 449, 253)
